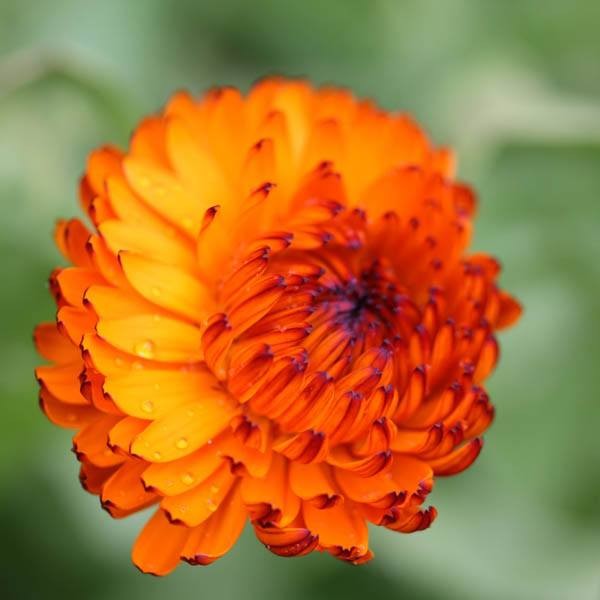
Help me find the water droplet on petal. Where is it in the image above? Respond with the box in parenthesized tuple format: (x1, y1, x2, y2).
(141, 400, 154, 414)
(152, 451, 162, 460)
(114, 357, 124, 367)
(207, 439, 213, 445)
(181, 472, 195, 486)
(151, 286, 161, 297)
(132, 361, 144, 370)
(153, 383, 160, 391)
(206, 499, 218, 512)
(210, 485, 219, 494)
(134, 340, 155, 359)
(176, 437, 188, 449)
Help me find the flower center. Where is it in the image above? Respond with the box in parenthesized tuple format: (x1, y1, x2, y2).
(320, 260, 403, 337)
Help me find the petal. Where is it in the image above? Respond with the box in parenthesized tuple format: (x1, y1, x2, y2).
(130, 391, 238, 463)
(166, 116, 230, 210)
(241, 453, 300, 527)
(73, 414, 124, 467)
(34, 322, 79, 364)
(99, 219, 197, 272)
(35, 363, 88, 405)
(430, 438, 483, 476)
(56, 267, 106, 307)
(57, 306, 96, 346)
(123, 157, 203, 237)
(53, 219, 93, 268)
(119, 252, 215, 323)
(96, 314, 203, 363)
(84, 284, 165, 320)
(289, 462, 341, 508)
(39, 387, 97, 429)
(102, 458, 157, 515)
(132, 509, 189, 575)
(181, 483, 247, 565)
(142, 436, 227, 496)
(303, 501, 369, 561)
(107, 416, 149, 453)
(254, 523, 318, 558)
(103, 367, 218, 419)
(161, 463, 236, 527)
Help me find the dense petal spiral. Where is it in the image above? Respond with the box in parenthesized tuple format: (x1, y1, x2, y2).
(35, 78, 521, 573)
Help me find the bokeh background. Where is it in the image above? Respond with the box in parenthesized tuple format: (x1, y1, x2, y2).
(1, 0, 599, 598)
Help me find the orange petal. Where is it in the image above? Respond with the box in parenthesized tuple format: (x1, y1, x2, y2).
(102, 458, 157, 516)
(54, 219, 93, 268)
(39, 387, 97, 429)
(161, 463, 236, 527)
(119, 252, 214, 323)
(34, 322, 79, 364)
(289, 462, 341, 508)
(56, 267, 106, 307)
(99, 219, 197, 272)
(123, 156, 202, 237)
(84, 285, 163, 320)
(130, 391, 238, 463)
(254, 523, 318, 558)
(142, 436, 227, 496)
(181, 483, 247, 565)
(166, 116, 230, 211)
(73, 414, 124, 467)
(241, 453, 300, 527)
(132, 509, 189, 575)
(57, 306, 96, 346)
(303, 500, 369, 562)
(430, 438, 483, 476)
(107, 416, 149, 453)
(35, 363, 88, 405)
(103, 367, 218, 419)
(96, 314, 203, 363)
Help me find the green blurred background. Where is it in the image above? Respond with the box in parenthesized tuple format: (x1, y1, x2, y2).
(1, 0, 599, 598)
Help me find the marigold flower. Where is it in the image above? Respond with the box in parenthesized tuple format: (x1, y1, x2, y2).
(35, 78, 521, 573)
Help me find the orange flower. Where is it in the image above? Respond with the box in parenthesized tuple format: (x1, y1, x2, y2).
(35, 78, 521, 573)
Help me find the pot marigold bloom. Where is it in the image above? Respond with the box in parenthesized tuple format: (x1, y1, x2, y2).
(35, 78, 521, 573)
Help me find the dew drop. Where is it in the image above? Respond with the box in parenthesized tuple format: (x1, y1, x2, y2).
(114, 357, 125, 367)
(152, 451, 162, 460)
(134, 340, 155, 359)
(207, 438, 213, 445)
(66, 413, 77, 423)
(141, 400, 154, 414)
(206, 499, 218, 512)
(210, 485, 220, 495)
(176, 437, 189, 450)
(151, 286, 161, 297)
(152, 314, 161, 322)
(132, 361, 144, 370)
(181, 472, 195, 486)
(153, 383, 160, 391)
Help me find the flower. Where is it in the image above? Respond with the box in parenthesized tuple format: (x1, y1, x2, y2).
(34, 78, 521, 574)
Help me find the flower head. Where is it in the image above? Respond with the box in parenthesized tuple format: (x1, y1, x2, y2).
(35, 78, 521, 573)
